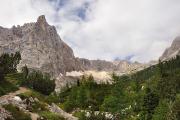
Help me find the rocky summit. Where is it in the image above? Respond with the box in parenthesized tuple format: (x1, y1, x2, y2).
(0, 15, 148, 79)
(160, 36, 180, 61)
(0, 15, 81, 77)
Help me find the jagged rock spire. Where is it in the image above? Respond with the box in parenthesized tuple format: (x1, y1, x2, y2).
(36, 15, 48, 31)
(37, 15, 47, 24)
(160, 36, 180, 61)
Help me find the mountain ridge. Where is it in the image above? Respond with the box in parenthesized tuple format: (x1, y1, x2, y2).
(0, 15, 82, 77)
(160, 36, 180, 61)
(0, 15, 147, 78)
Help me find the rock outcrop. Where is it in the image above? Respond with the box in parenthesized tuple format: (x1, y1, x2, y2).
(160, 36, 180, 61)
(0, 15, 81, 77)
(0, 106, 12, 120)
(0, 15, 147, 77)
(77, 58, 148, 74)
(0, 15, 149, 91)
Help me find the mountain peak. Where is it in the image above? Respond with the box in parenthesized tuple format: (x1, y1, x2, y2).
(37, 15, 47, 25)
(160, 37, 180, 61)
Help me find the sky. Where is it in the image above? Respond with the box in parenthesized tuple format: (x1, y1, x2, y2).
(0, 0, 180, 63)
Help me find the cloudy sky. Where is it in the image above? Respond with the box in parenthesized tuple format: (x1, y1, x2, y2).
(1, 0, 180, 62)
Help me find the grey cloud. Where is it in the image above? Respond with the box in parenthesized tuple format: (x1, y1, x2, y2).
(0, 0, 180, 62)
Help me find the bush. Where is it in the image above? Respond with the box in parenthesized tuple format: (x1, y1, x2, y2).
(143, 88, 159, 120)
(45, 93, 60, 104)
(74, 112, 86, 120)
(74, 111, 112, 120)
(101, 96, 119, 113)
(0, 52, 21, 74)
(5, 73, 24, 85)
(0, 68, 4, 81)
(152, 100, 169, 120)
(0, 80, 18, 96)
(0, 87, 5, 96)
(62, 100, 75, 112)
(39, 111, 65, 120)
(58, 75, 112, 112)
(23, 71, 55, 95)
(30, 101, 48, 113)
(168, 94, 180, 120)
(3, 104, 31, 120)
(18, 90, 45, 102)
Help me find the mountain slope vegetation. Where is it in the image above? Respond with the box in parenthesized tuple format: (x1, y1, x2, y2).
(59, 56, 180, 120)
(0, 52, 180, 120)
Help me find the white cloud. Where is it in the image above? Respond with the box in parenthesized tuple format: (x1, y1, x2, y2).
(0, 0, 180, 62)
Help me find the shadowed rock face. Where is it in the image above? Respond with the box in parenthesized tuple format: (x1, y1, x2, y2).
(160, 37, 180, 61)
(0, 15, 81, 77)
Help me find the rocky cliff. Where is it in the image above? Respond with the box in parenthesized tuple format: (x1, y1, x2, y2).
(160, 37, 180, 61)
(0, 15, 148, 78)
(0, 15, 81, 77)
(0, 15, 149, 92)
(77, 58, 147, 73)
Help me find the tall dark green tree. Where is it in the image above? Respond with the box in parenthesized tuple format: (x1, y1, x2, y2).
(158, 76, 177, 101)
(22, 65, 29, 80)
(13, 52, 21, 71)
(0, 68, 4, 81)
(143, 88, 159, 120)
(24, 70, 55, 95)
(0, 52, 21, 74)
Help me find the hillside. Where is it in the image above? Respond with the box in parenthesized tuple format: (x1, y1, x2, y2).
(58, 56, 180, 120)
(0, 14, 180, 120)
(0, 51, 179, 120)
(0, 41, 179, 120)
(0, 52, 76, 120)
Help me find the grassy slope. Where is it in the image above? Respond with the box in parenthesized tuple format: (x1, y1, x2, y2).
(0, 73, 22, 96)
(0, 73, 65, 120)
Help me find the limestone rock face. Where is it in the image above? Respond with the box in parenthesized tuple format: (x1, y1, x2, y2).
(0, 15, 81, 77)
(0, 15, 149, 91)
(160, 37, 180, 61)
(0, 15, 147, 78)
(77, 58, 116, 71)
(76, 58, 147, 73)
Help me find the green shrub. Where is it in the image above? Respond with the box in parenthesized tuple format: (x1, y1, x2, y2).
(74, 111, 111, 120)
(18, 90, 45, 102)
(5, 73, 24, 85)
(0, 52, 21, 74)
(39, 111, 65, 120)
(45, 93, 60, 104)
(0, 81, 18, 96)
(168, 94, 180, 120)
(74, 111, 86, 120)
(0, 87, 5, 96)
(3, 104, 31, 120)
(23, 71, 55, 95)
(152, 100, 169, 120)
(62, 100, 75, 112)
(0, 68, 4, 81)
(26, 100, 48, 113)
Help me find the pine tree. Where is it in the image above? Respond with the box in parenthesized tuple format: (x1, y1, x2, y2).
(143, 88, 159, 120)
(22, 65, 29, 80)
